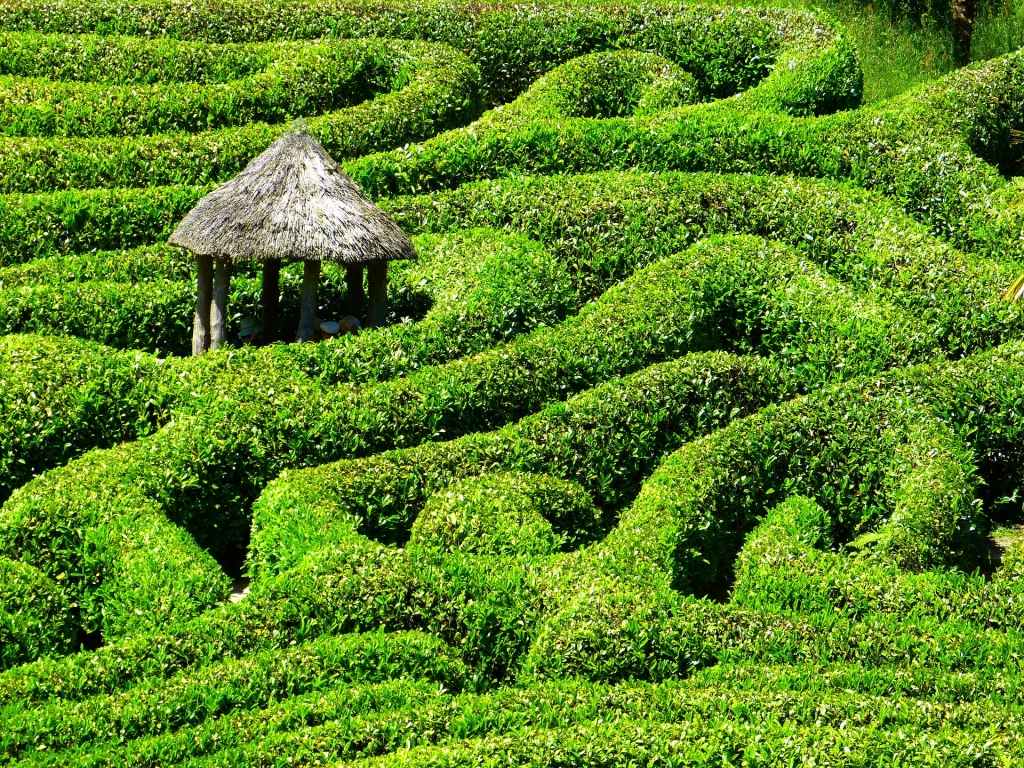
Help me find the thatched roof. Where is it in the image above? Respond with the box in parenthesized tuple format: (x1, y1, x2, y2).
(169, 128, 415, 264)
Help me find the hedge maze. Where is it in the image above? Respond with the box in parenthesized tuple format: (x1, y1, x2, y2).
(1, 0, 1024, 762)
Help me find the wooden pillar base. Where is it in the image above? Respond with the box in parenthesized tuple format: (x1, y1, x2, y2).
(345, 265, 365, 321)
(297, 260, 321, 343)
(367, 261, 388, 328)
(261, 259, 281, 344)
(193, 255, 213, 356)
(211, 258, 232, 351)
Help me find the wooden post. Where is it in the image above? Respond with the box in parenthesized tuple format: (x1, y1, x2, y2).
(367, 261, 388, 328)
(261, 259, 281, 344)
(210, 258, 232, 351)
(297, 259, 321, 343)
(192, 255, 213, 356)
(345, 265, 365, 320)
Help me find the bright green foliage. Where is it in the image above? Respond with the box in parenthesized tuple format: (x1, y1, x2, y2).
(1, 0, 1024, 763)
(408, 472, 603, 556)
(0, 557, 73, 669)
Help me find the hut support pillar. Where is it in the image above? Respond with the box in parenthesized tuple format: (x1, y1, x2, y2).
(345, 265, 365, 320)
(367, 262, 388, 328)
(297, 260, 321, 342)
(193, 255, 213, 356)
(211, 258, 232, 351)
(261, 259, 281, 343)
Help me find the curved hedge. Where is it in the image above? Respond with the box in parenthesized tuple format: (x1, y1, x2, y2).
(407, 472, 603, 556)
(2, 0, 1024, 762)
(0, 37, 399, 138)
(346, 44, 1021, 261)
(0, 0, 859, 106)
(1, 229, 927, 650)
(0, 556, 73, 670)
(0, 38, 481, 193)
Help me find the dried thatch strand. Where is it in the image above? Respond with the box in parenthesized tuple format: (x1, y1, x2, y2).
(168, 128, 416, 265)
(171, 127, 415, 352)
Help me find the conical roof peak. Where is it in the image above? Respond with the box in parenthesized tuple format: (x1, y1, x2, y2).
(169, 129, 415, 265)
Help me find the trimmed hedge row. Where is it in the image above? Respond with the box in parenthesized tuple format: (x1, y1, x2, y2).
(3, 169, 1010, 351)
(0, 30, 278, 84)
(0, 37, 481, 193)
(474, 49, 701, 125)
(266, 228, 577, 384)
(0, 0, 858, 109)
(598, 349, 1024, 595)
(21, 670, 1023, 767)
(0, 229, 573, 509)
(0, 334, 171, 504)
(0, 163, 1007, 667)
(0, 556, 73, 670)
(0, 278, 193, 353)
(0, 184, 203, 267)
(519, 343, 1024, 683)
(408, 472, 603, 556)
(347, 46, 1021, 263)
(383, 171, 1023, 353)
(0, 232, 919, 651)
(248, 233, 930, 573)
(0, 630, 466, 762)
(0, 243, 190, 287)
(0, 37, 399, 138)
(0, 351, 788, 704)
(731, 494, 1024, 628)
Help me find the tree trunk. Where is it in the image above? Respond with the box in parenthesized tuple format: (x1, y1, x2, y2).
(261, 259, 281, 343)
(345, 265, 365, 320)
(952, 0, 975, 67)
(210, 258, 232, 351)
(297, 260, 321, 343)
(192, 255, 213, 356)
(367, 262, 388, 328)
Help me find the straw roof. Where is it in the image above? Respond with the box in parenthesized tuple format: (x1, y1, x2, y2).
(169, 128, 415, 264)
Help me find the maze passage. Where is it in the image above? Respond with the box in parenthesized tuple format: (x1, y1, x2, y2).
(1, 0, 1024, 764)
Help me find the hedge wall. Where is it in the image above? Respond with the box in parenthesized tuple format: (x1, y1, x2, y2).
(2, 0, 1024, 761)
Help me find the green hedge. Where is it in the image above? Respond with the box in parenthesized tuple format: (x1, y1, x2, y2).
(0, 0, 857, 109)
(348, 46, 1020, 262)
(4, 169, 1010, 350)
(0, 334, 169, 504)
(0, 231, 933, 659)
(0, 351, 786, 705)
(262, 228, 577, 384)
(0, 30, 278, 84)
(0, 184, 203, 267)
(731, 494, 1024, 628)
(383, 171, 1023, 352)
(22, 670, 1023, 768)
(598, 352, 1020, 596)
(521, 343, 1024, 683)
(0, 556, 73, 670)
(248, 232, 928, 573)
(0, 167, 1011, 665)
(0, 38, 482, 193)
(0, 38, 483, 195)
(0, 37, 398, 138)
(0, 229, 573, 509)
(408, 472, 603, 556)
(0, 630, 466, 762)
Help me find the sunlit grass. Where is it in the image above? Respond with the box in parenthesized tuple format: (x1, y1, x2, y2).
(718, 0, 1020, 104)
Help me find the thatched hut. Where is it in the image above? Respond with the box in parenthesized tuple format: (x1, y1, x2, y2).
(169, 127, 416, 355)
